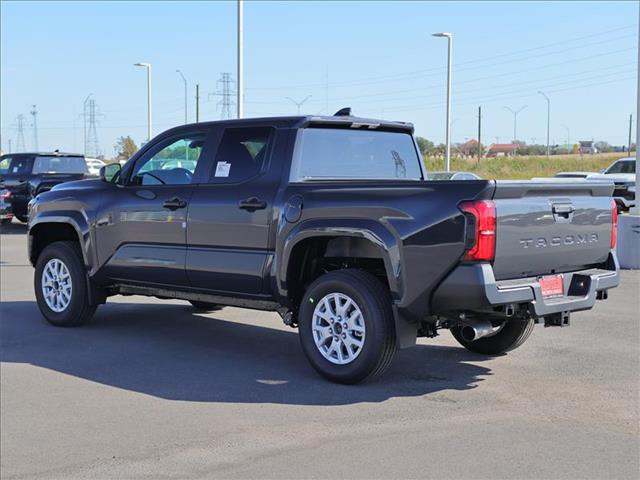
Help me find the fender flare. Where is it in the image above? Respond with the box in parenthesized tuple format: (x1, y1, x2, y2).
(276, 218, 402, 301)
(28, 210, 94, 270)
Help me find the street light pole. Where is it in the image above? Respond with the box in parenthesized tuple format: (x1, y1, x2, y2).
(503, 105, 527, 148)
(176, 70, 188, 124)
(237, 0, 244, 119)
(538, 91, 550, 159)
(285, 95, 312, 115)
(134, 62, 152, 141)
(433, 32, 452, 172)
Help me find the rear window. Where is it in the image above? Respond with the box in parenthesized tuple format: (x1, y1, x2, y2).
(291, 128, 423, 181)
(32, 156, 87, 174)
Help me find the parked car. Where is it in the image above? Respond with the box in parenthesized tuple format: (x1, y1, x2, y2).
(0, 152, 90, 223)
(85, 157, 105, 176)
(429, 171, 481, 180)
(27, 112, 619, 383)
(554, 157, 636, 211)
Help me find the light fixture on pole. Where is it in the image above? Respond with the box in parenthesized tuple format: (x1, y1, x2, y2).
(503, 105, 527, 155)
(538, 91, 550, 159)
(176, 70, 188, 124)
(134, 62, 152, 141)
(237, 0, 244, 119)
(285, 95, 312, 115)
(433, 32, 453, 171)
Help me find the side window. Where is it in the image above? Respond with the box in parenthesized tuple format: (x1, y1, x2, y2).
(130, 133, 207, 186)
(1, 156, 31, 175)
(209, 127, 272, 183)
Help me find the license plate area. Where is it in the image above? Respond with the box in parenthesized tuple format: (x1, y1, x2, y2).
(539, 274, 564, 298)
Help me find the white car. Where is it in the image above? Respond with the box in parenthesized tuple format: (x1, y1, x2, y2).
(85, 158, 105, 176)
(554, 158, 636, 211)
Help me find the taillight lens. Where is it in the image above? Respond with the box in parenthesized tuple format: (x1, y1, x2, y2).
(0, 189, 11, 199)
(610, 198, 618, 249)
(460, 200, 496, 262)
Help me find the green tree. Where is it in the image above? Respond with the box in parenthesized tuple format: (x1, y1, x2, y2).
(416, 136, 435, 156)
(115, 136, 138, 161)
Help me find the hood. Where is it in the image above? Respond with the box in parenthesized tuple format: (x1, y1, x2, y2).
(588, 173, 635, 182)
(50, 178, 105, 191)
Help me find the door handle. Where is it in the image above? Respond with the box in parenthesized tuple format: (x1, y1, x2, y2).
(239, 197, 267, 211)
(163, 197, 187, 210)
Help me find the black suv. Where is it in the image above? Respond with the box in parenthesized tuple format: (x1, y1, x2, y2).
(27, 114, 619, 383)
(0, 152, 90, 224)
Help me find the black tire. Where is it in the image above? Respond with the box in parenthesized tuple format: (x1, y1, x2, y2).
(34, 241, 97, 326)
(189, 300, 222, 312)
(451, 317, 535, 355)
(298, 269, 397, 384)
(16, 215, 28, 223)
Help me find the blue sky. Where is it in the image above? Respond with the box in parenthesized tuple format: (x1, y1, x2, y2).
(1, 1, 637, 156)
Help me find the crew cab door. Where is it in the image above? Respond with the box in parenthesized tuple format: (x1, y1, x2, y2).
(186, 126, 280, 295)
(96, 128, 214, 287)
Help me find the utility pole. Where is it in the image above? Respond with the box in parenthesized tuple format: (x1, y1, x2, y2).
(176, 70, 188, 124)
(628, 114, 633, 154)
(30, 105, 39, 152)
(195, 84, 200, 123)
(477, 106, 482, 163)
(538, 91, 550, 159)
(285, 95, 312, 115)
(237, 0, 244, 119)
(210, 73, 236, 120)
(16, 115, 26, 152)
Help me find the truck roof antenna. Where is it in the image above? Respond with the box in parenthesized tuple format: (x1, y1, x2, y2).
(333, 107, 352, 117)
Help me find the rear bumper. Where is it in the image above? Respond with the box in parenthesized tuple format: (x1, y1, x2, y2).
(431, 254, 620, 317)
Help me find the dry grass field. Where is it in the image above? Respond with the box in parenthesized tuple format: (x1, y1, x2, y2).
(425, 152, 633, 180)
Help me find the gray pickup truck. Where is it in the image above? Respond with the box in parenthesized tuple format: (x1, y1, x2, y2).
(27, 112, 620, 383)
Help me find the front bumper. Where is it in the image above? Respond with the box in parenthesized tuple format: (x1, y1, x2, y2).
(431, 254, 620, 317)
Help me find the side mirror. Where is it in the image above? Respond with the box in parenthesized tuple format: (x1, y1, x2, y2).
(100, 163, 121, 183)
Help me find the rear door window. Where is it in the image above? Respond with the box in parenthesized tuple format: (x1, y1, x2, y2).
(0, 156, 32, 175)
(208, 127, 272, 184)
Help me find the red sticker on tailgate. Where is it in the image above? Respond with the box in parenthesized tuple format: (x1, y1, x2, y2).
(539, 274, 564, 298)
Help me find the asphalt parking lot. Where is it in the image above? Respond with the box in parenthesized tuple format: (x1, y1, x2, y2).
(1, 220, 638, 479)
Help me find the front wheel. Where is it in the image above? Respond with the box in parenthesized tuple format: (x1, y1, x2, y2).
(451, 317, 535, 355)
(298, 269, 397, 384)
(34, 241, 97, 326)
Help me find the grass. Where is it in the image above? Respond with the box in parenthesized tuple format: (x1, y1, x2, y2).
(425, 152, 633, 180)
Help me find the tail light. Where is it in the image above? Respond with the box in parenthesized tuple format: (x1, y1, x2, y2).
(610, 198, 618, 249)
(460, 200, 496, 262)
(0, 189, 11, 199)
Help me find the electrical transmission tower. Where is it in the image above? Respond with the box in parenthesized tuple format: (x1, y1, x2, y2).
(209, 73, 236, 120)
(30, 105, 39, 151)
(84, 99, 103, 158)
(16, 114, 26, 152)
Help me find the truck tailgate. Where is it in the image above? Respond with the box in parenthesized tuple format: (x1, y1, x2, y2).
(491, 181, 614, 280)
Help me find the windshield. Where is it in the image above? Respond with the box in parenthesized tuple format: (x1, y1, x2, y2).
(605, 160, 635, 174)
(292, 128, 423, 181)
(32, 156, 87, 174)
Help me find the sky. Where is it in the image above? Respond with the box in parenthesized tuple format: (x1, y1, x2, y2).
(0, 0, 637, 157)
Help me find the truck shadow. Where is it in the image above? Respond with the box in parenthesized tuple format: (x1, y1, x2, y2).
(0, 301, 492, 405)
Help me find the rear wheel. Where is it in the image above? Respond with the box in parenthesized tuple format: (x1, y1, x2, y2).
(34, 241, 97, 326)
(451, 317, 535, 355)
(298, 269, 397, 384)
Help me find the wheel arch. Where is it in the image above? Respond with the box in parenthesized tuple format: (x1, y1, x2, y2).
(28, 213, 92, 269)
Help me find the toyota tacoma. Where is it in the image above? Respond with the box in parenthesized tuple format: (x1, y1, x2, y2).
(27, 111, 620, 383)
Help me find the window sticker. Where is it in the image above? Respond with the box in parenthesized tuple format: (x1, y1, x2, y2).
(215, 161, 231, 177)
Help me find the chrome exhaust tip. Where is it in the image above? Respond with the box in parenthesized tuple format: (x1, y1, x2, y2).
(460, 320, 502, 342)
